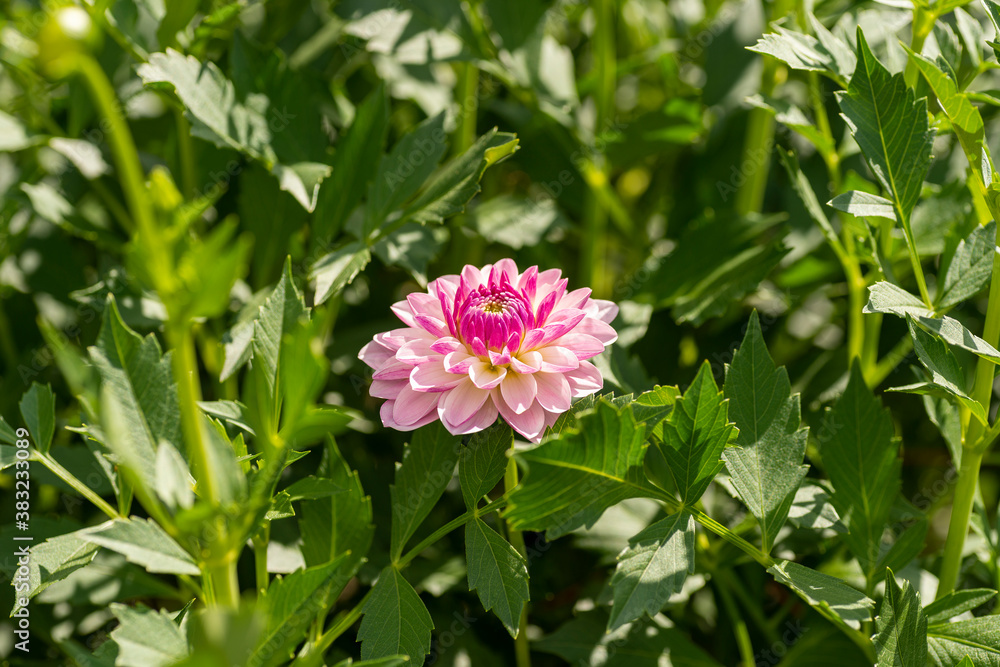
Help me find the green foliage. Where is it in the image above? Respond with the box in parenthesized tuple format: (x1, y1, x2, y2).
(874, 570, 927, 667)
(465, 517, 529, 637)
(357, 567, 434, 662)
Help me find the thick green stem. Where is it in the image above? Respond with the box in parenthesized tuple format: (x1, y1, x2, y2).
(903, 6, 936, 87)
(505, 457, 531, 667)
(936, 448, 984, 598)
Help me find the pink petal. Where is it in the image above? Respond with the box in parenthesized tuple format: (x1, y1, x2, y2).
(440, 379, 490, 425)
(461, 264, 486, 290)
(414, 313, 448, 337)
(470, 361, 507, 389)
(430, 337, 464, 355)
(574, 317, 618, 345)
(380, 400, 439, 431)
(410, 362, 465, 392)
(500, 371, 537, 415)
(470, 337, 488, 357)
(565, 361, 603, 397)
(396, 339, 437, 365)
(534, 371, 572, 412)
(551, 333, 605, 360)
(393, 384, 441, 426)
(407, 292, 445, 320)
(555, 287, 592, 312)
(587, 298, 619, 323)
(445, 350, 477, 374)
(359, 340, 395, 369)
(538, 346, 580, 372)
(493, 258, 519, 285)
(498, 399, 547, 442)
(521, 311, 587, 350)
(517, 266, 538, 301)
(442, 393, 499, 434)
(535, 291, 558, 327)
(511, 350, 542, 374)
(390, 301, 417, 327)
(488, 348, 512, 366)
(373, 359, 416, 380)
(371, 379, 406, 399)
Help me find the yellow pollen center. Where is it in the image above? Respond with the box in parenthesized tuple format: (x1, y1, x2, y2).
(480, 301, 505, 314)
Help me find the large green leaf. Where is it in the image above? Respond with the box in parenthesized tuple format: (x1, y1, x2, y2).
(820, 363, 901, 581)
(109, 603, 189, 667)
(656, 361, 736, 505)
(19, 382, 55, 454)
(504, 399, 662, 538)
(748, 20, 854, 85)
(874, 570, 927, 667)
(311, 241, 372, 306)
(607, 511, 695, 631)
(459, 422, 512, 510)
(722, 311, 809, 552)
(924, 589, 997, 624)
(81, 518, 200, 575)
(357, 567, 434, 661)
(250, 554, 353, 667)
(927, 616, 1000, 666)
(88, 296, 182, 494)
(938, 222, 996, 310)
(389, 422, 461, 561)
(768, 560, 875, 630)
(11, 531, 99, 613)
(837, 29, 934, 230)
(465, 516, 529, 637)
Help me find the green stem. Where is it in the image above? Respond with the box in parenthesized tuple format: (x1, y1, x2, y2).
(936, 448, 984, 598)
(394, 497, 507, 569)
(716, 568, 780, 646)
(735, 56, 779, 215)
(715, 572, 755, 666)
(33, 451, 121, 520)
(870, 335, 914, 387)
(903, 6, 936, 88)
(254, 525, 270, 597)
(505, 457, 531, 667)
(689, 508, 774, 568)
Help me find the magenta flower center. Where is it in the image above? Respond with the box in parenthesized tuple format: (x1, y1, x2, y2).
(456, 283, 533, 352)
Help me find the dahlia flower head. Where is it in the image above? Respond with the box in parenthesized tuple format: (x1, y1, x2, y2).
(358, 259, 619, 442)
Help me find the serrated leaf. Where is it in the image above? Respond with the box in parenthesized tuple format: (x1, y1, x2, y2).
(504, 400, 663, 538)
(821, 363, 901, 581)
(924, 589, 997, 624)
(722, 311, 809, 552)
(314, 85, 389, 239)
(939, 222, 996, 310)
(927, 616, 1000, 665)
(82, 518, 200, 575)
(608, 511, 695, 631)
(465, 517, 529, 637)
(875, 570, 927, 666)
(837, 28, 934, 230)
(311, 241, 372, 306)
(788, 481, 847, 533)
(11, 531, 99, 613)
(828, 191, 897, 220)
(358, 566, 433, 661)
(88, 296, 181, 494)
(109, 603, 189, 667)
(250, 258, 309, 404)
(768, 560, 875, 630)
(459, 422, 511, 510)
(657, 361, 736, 505)
(19, 382, 55, 454)
(390, 422, 461, 561)
(535, 608, 723, 667)
(400, 129, 519, 225)
(250, 554, 353, 667)
(749, 24, 854, 85)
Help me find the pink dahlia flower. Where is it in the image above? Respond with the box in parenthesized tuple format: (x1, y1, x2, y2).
(358, 259, 619, 442)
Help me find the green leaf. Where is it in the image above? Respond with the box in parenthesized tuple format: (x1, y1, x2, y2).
(894, 318, 986, 423)
(155, 441, 194, 511)
(470, 194, 561, 249)
(465, 516, 529, 637)
(874, 569, 927, 667)
(89, 296, 182, 494)
(11, 531, 99, 613)
(722, 311, 809, 552)
(656, 361, 736, 505)
(927, 616, 1000, 666)
(109, 603, 189, 667)
(748, 21, 854, 85)
(19, 382, 55, 454)
(788, 481, 847, 533)
(0, 415, 16, 444)
(608, 511, 695, 631)
(924, 589, 997, 624)
(866, 282, 933, 319)
(299, 438, 374, 572)
(250, 258, 310, 406)
(748, 94, 832, 154)
(505, 399, 662, 538)
(459, 421, 512, 510)
(311, 241, 372, 306)
(837, 28, 934, 229)
(176, 219, 252, 320)
(400, 129, 519, 225)
(389, 422, 461, 561)
(358, 566, 434, 661)
(939, 222, 996, 310)
(82, 518, 200, 575)
(828, 191, 897, 220)
(778, 149, 842, 251)
(250, 554, 353, 667)
(314, 85, 389, 240)
(365, 112, 448, 235)
(982, 0, 1000, 62)
(535, 608, 723, 667)
(0, 110, 35, 151)
(768, 560, 875, 630)
(332, 659, 409, 667)
(820, 363, 901, 581)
